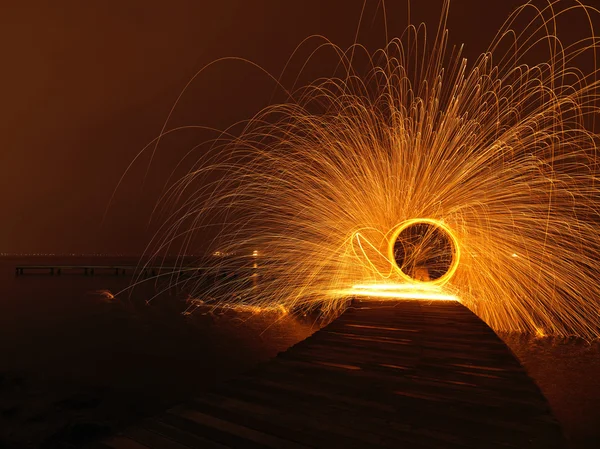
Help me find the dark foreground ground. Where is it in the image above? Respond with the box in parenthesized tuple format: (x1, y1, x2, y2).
(102, 299, 564, 449)
(502, 333, 600, 449)
(0, 257, 599, 448)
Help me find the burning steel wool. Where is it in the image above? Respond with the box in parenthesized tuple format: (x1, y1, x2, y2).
(141, 1, 600, 339)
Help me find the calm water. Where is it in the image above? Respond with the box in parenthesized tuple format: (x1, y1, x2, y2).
(0, 256, 318, 448)
(0, 257, 599, 448)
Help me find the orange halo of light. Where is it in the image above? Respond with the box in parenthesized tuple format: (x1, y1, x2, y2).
(387, 218, 461, 287)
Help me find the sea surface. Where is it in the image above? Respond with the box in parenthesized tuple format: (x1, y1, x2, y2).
(0, 256, 598, 448)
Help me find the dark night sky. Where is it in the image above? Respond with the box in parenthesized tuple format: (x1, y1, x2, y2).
(0, 0, 584, 253)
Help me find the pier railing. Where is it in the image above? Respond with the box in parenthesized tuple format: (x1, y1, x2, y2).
(14, 265, 261, 277)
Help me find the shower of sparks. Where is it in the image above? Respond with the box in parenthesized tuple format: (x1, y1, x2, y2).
(142, 1, 600, 339)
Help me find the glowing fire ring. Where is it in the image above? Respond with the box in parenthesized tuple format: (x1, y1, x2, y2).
(388, 218, 460, 286)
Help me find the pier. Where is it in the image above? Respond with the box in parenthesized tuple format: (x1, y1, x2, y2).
(14, 265, 260, 277)
(90, 299, 565, 449)
(14, 265, 196, 277)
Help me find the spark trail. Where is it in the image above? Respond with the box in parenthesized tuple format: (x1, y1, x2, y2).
(143, 1, 600, 339)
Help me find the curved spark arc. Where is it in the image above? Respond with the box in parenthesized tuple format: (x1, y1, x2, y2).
(387, 218, 461, 286)
(144, 1, 600, 340)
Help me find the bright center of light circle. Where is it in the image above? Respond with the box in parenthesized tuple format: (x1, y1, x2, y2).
(388, 218, 460, 286)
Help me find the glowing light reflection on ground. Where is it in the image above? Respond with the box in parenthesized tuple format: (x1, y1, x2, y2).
(337, 283, 458, 301)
